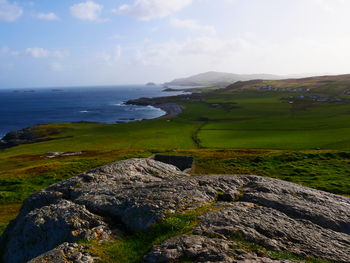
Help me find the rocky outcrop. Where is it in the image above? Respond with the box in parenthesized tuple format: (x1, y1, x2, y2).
(1, 200, 111, 263)
(0, 125, 64, 148)
(145, 234, 298, 263)
(28, 243, 97, 263)
(1, 158, 349, 263)
(126, 98, 184, 117)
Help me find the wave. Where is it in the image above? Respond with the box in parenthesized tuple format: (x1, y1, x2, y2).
(112, 102, 126, 106)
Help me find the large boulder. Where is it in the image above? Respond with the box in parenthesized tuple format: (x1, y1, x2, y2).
(1, 158, 349, 263)
(27, 242, 96, 263)
(144, 234, 298, 263)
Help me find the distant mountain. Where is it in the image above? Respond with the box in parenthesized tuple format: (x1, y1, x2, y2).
(164, 71, 283, 87)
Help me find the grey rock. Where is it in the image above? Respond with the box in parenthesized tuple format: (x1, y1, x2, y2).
(144, 234, 298, 263)
(42, 152, 83, 158)
(1, 200, 111, 263)
(239, 176, 350, 234)
(1, 125, 62, 148)
(1, 158, 349, 263)
(194, 202, 350, 263)
(126, 98, 184, 117)
(28, 242, 97, 263)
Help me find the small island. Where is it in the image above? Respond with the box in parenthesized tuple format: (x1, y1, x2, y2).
(146, 82, 157, 86)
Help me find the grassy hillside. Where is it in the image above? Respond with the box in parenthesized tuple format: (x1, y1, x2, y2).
(225, 74, 350, 94)
(164, 71, 282, 86)
(1, 74, 350, 234)
(192, 92, 350, 149)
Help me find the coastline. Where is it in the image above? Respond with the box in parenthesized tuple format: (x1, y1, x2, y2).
(0, 92, 187, 149)
(0, 85, 192, 140)
(125, 97, 184, 118)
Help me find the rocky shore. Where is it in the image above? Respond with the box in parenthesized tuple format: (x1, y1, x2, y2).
(1, 157, 349, 263)
(0, 96, 184, 150)
(125, 97, 184, 117)
(0, 125, 64, 149)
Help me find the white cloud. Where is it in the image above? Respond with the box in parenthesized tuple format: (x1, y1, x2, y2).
(131, 34, 350, 76)
(70, 1, 103, 21)
(170, 18, 216, 35)
(97, 45, 122, 65)
(35, 12, 59, 21)
(0, 46, 19, 56)
(134, 39, 180, 66)
(114, 0, 193, 20)
(0, 0, 23, 22)
(312, 0, 347, 12)
(26, 48, 68, 59)
(26, 47, 49, 58)
(133, 37, 239, 67)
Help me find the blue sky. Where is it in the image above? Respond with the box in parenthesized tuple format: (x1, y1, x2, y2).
(1, 0, 350, 87)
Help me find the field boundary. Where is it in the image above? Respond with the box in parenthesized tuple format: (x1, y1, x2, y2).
(191, 121, 208, 148)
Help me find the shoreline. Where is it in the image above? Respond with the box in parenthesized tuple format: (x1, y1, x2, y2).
(0, 85, 192, 140)
(125, 97, 184, 118)
(0, 93, 187, 149)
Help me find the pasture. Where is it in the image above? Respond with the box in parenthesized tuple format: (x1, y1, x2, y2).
(1, 87, 350, 233)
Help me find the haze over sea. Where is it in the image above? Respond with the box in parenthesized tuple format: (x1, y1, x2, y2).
(0, 85, 186, 138)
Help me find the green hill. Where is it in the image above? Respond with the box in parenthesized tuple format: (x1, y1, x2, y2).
(164, 71, 282, 86)
(1, 74, 350, 235)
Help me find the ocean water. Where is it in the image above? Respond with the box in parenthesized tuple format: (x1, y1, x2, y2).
(0, 85, 187, 138)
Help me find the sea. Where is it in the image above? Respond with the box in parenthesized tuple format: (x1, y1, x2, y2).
(0, 85, 188, 138)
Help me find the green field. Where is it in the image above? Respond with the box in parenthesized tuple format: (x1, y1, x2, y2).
(181, 92, 350, 149)
(1, 84, 350, 242)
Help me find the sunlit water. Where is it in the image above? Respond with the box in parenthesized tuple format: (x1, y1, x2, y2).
(0, 85, 187, 138)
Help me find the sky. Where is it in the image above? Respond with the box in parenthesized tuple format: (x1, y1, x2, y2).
(1, 0, 350, 87)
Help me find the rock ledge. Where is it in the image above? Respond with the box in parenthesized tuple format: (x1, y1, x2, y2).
(1, 158, 349, 263)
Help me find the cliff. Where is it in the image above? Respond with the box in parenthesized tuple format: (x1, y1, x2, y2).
(0, 158, 349, 263)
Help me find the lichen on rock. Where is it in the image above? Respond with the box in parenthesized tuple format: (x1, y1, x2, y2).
(0, 158, 349, 263)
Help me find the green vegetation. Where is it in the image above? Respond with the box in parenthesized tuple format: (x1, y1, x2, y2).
(87, 205, 334, 263)
(192, 150, 350, 195)
(86, 204, 213, 263)
(180, 92, 350, 150)
(1, 76, 350, 261)
(230, 231, 335, 263)
(0, 119, 198, 158)
(1, 149, 349, 234)
(0, 204, 20, 234)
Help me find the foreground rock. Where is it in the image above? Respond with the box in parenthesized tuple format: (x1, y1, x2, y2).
(145, 235, 298, 263)
(28, 243, 96, 263)
(1, 158, 349, 263)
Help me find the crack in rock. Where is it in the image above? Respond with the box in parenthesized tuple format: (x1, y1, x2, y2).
(0, 158, 349, 263)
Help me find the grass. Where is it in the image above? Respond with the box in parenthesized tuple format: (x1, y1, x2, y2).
(185, 92, 350, 150)
(86, 204, 213, 263)
(0, 149, 153, 233)
(191, 150, 350, 195)
(0, 119, 198, 158)
(0, 203, 21, 234)
(1, 84, 350, 260)
(87, 204, 335, 263)
(230, 231, 335, 263)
